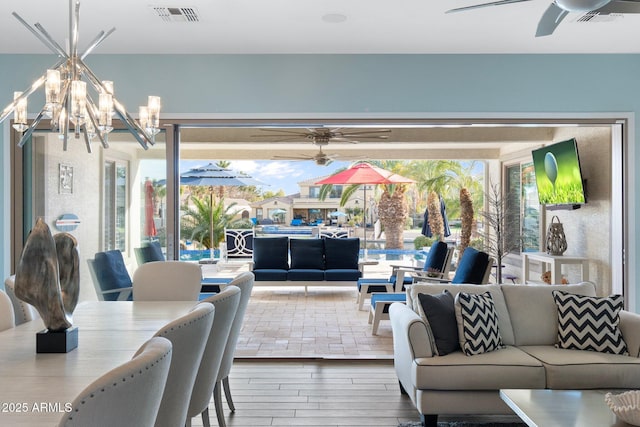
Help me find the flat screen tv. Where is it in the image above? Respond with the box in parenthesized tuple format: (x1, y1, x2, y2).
(532, 138, 586, 207)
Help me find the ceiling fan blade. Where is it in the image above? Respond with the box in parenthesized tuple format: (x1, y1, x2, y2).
(536, 3, 569, 37)
(250, 135, 307, 142)
(255, 129, 309, 136)
(272, 154, 313, 160)
(338, 129, 391, 135)
(446, 0, 532, 13)
(595, 0, 640, 13)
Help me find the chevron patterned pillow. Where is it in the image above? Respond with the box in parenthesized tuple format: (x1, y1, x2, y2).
(454, 291, 504, 356)
(552, 290, 628, 355)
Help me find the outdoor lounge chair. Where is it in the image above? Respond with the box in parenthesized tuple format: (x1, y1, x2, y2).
(356, 241, 453, 310)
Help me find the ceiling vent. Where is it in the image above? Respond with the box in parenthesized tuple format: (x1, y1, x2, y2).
(574, 12, 623, 23)
(150, 6, 200, 23)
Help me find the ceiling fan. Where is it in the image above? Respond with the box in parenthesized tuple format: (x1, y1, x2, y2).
(446, 0, 640, 36)
(253, 127, 391, 145)
(272, 146, 360, 166)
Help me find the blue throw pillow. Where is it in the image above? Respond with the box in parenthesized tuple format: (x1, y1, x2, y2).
(253, 237, 289, 270)
(324, 237, 359, 269)
(290, 239, 325, 269)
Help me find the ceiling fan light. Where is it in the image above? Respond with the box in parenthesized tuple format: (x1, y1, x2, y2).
(555, 0, 611, 12)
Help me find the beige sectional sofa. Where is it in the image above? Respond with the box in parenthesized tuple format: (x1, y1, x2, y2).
(389, 282, 640, 427)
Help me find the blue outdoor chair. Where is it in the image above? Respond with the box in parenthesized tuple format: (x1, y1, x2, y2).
(356, 241, 454, 310)
(87, 250, 133, 301)
(414, 246, 493, 285)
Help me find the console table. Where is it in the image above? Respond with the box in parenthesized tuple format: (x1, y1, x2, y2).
(522, 252, 589, 285)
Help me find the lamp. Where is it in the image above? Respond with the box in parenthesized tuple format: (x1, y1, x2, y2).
(0, 0, 160, 153)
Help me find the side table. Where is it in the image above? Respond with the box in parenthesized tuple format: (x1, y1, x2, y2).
(522, 252, 589, 285)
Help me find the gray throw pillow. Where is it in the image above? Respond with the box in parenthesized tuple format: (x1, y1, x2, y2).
(418, 290, 459, 356)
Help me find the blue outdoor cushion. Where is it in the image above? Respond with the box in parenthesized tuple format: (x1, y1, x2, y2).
(287, 269, 325, 281)
(452, 247, 490, 284)
(324, 269, 362, 281)
(324, 237, 360, 270)
(253, 237, 289, 270)
(137, 241, 165, 264)
(252, 269, 289, 281)
(93, 250, 132, 301)
(358, 278, 392, 293)
(424, 241, 449, 273)
(371, 292, 406, 313)
(290, 238, 325, 269)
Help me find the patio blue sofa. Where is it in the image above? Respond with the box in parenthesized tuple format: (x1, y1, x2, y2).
(251, 236, 362, 293)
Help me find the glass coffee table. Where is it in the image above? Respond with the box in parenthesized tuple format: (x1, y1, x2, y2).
(500, 389, 634, 427)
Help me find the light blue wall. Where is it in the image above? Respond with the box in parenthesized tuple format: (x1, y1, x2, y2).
(1, 53, 639, 302)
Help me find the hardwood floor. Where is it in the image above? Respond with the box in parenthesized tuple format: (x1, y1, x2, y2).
(189, 359, 421, 427)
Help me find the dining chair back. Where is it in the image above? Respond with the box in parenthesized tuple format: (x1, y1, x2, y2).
(0, 290, 15, 332)
(87, 250, 133, 301)
(4, 275, 39, 325)
(58, 336, 173, 427)
(153, 302, 214, 427)
(187, 286, 241, 427)
(133, 261, 202, 301)
(214, 271, 254, 427)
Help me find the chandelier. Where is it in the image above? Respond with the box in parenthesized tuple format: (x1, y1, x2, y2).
(0, 0, 160, 152)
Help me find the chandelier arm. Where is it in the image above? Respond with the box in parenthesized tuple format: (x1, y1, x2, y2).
(17, 109, 46, 148)
(81, 125, 92, 154)
(11, 12, 65, 57)
(85, 96, 108, 149)
(34, 23, 70, 59)
(0, 65, 58, 124)
(81, 27, 115, 60)
(70, 0, 80, 59)
(62, 97, 71, 151)
(77, 59, 153, 149)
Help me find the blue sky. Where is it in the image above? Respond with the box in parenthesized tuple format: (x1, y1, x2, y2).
(141, 159, 353, 195)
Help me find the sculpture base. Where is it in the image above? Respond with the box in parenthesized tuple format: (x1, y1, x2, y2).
(36, 327, 78, 353)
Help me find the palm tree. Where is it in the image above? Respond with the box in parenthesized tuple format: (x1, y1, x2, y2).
(180, 195, 243, 250)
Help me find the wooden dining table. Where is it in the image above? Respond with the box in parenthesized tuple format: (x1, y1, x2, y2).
(0, 300, 197, 426)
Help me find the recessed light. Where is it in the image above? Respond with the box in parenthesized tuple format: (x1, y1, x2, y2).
(322, 13, 347, 24)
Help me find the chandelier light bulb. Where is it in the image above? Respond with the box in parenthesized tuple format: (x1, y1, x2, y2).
(98, 92, 113, 132)
(139, 105, 149, 130)
(12, 91, 28, 133)
(45, 69, 61, 117)
(70, 80, 87, 125)
(147, 95, 161, 134)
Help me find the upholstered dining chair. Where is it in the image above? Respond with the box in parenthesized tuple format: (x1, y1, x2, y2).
(0, 289, 15, 332)
(153, 302, 214, 427)
(133, 261, 202, 301)
(214, 271, 254, 427)
(4, 275, 39, 325)
(187, 286, 241, 427)
(58, 336, 173, 427)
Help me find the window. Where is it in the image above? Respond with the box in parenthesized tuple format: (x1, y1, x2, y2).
(104, 160, 128, 252)
(505, 161, 540, 254)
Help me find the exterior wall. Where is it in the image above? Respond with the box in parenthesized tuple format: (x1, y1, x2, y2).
(1, 53, 639, 308)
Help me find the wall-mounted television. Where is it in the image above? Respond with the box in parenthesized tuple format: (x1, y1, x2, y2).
(532, 138, 586, 208)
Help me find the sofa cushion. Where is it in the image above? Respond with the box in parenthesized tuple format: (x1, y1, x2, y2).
(252, 269, 289, 281)
(324, 238, 359, 269)
(455, 291, 504, 356)
(501, 282, 596, 346)
(287, 269, 325, 281)
(407, 284, 515, 346)
(290, 238, 325, 269)
(253, 237, 289, 270)
(324, 269, 361, 281)
(418, 290, 459, 356)
(520, 345, 640, 389)
(552, 290, 628, 355)
(413, 346, 545, 390)
(93, 250, 133, 301)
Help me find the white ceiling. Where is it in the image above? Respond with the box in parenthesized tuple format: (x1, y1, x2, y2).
(1, 0, 640, 55)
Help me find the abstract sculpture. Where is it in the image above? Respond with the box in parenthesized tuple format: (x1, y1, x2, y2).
(15, 218, 80, 351)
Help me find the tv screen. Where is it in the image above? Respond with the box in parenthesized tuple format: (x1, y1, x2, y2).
(532, 138, 586, 206)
